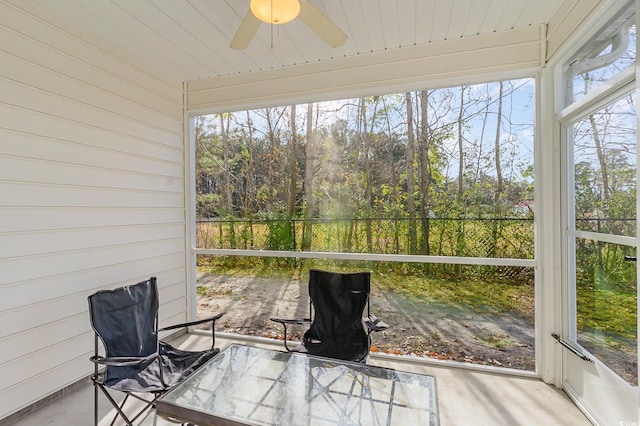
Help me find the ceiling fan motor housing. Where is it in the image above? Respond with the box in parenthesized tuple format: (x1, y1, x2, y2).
(250, 0, 301, 24)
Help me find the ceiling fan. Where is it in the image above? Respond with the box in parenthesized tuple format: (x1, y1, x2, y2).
(230, 0, 348, 50)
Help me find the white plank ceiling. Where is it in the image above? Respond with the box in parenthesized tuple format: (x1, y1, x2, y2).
(30, 0, 568, 83)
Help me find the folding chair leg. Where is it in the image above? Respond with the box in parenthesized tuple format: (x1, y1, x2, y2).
(94, 381, 99, 426)
(127, 393, 160, 425)
(112, 394, 133, 426)
(94, 383, 163, 426)
(93, 379, 132, 426)
(96, 385, 135, 426)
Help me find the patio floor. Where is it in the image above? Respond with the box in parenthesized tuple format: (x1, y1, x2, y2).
(8, 333, 591, 426)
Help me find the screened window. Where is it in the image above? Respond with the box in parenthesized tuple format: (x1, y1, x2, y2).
(562, 1, 638, 386)
(193, 79, 536, 371)
(194, 81, 534, 259)
(565, 2, 636, 106)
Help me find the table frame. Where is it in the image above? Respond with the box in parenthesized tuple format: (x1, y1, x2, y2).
(156, 344, 438, 426)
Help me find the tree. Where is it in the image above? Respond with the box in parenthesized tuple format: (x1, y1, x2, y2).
(494, 81, 504, 207)
(418, 90, 432, 256)
(457, 86, 466, 205)
(219, 113, 234, 215)
(193, 78, 536, 265)
(489, 81, 505, 257)
(288, 104, 298, 218)
(405, 92, 417, 253)
(359, 97, 375, 251)
(302, 103, 315, 250)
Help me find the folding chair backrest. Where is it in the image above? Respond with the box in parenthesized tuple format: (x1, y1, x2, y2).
(303, 270, 371, 361)
(88, 277, 159, 358)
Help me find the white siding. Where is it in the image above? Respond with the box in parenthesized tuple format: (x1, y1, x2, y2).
(0, 1, 186, 419)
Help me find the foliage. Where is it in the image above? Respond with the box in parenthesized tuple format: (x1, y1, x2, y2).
(194, 81, 535, 225)
(196, 193, 220, 218)
(196, 217, 534, 261)
(262, 208, 296, 252)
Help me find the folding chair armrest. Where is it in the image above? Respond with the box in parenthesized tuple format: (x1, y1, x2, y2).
(90, 352, 158, 367)
(159, 312, 224, 331)
(159, 312, 224, 350)
(364, 314, 389, 332)
(269, 317, 311, 352)
(270, 317, 311, 325)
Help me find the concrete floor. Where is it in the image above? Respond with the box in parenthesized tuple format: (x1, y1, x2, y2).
(7, 333, 591, 426)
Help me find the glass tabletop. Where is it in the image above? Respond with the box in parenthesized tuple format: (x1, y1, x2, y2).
(156, 343, 438, 426)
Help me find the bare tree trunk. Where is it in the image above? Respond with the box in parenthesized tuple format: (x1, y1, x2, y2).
(219, 113, 233, 215)
(418, 90, 431, 259)
(244, 111, 256, 216)
(405, 92, 417, 254)
(382, 98, 399, 202)
(457, 86, 466, 205)
(590, 115, 610, 201)
(244, 111, 256, 247)
(288, 104, 298, 249)
(583, 74, 609, 201)
(288, 105, 298, 217)
(473, 85, 490, 211)
(582, 76, 608, 283)
(265, 108, 276, 211)
(455, 87, 466, 271)
(302, 103, 314, 250)
(494, 81, 504, 204)
(360, 97, 374, 252)
(490, 81, 504, 257)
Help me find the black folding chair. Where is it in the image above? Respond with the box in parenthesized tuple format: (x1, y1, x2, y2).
(271, 269, 388, 363)
(88, 276, 223, 425)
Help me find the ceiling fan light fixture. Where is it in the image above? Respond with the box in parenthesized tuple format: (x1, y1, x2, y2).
(250, 0, 300, 24)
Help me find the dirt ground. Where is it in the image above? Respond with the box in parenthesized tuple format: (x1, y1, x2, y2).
(196, 272, 536, 371)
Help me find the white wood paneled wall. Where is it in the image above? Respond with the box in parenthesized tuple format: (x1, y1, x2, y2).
(0, 1, 186, 419)
(187, 25, 543, 113)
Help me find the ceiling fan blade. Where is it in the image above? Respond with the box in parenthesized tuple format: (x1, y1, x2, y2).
(298, 1, 348, 48)
(230, 9, 261, 50)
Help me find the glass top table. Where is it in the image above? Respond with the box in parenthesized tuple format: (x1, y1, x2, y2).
(156, 343, 438, 426)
